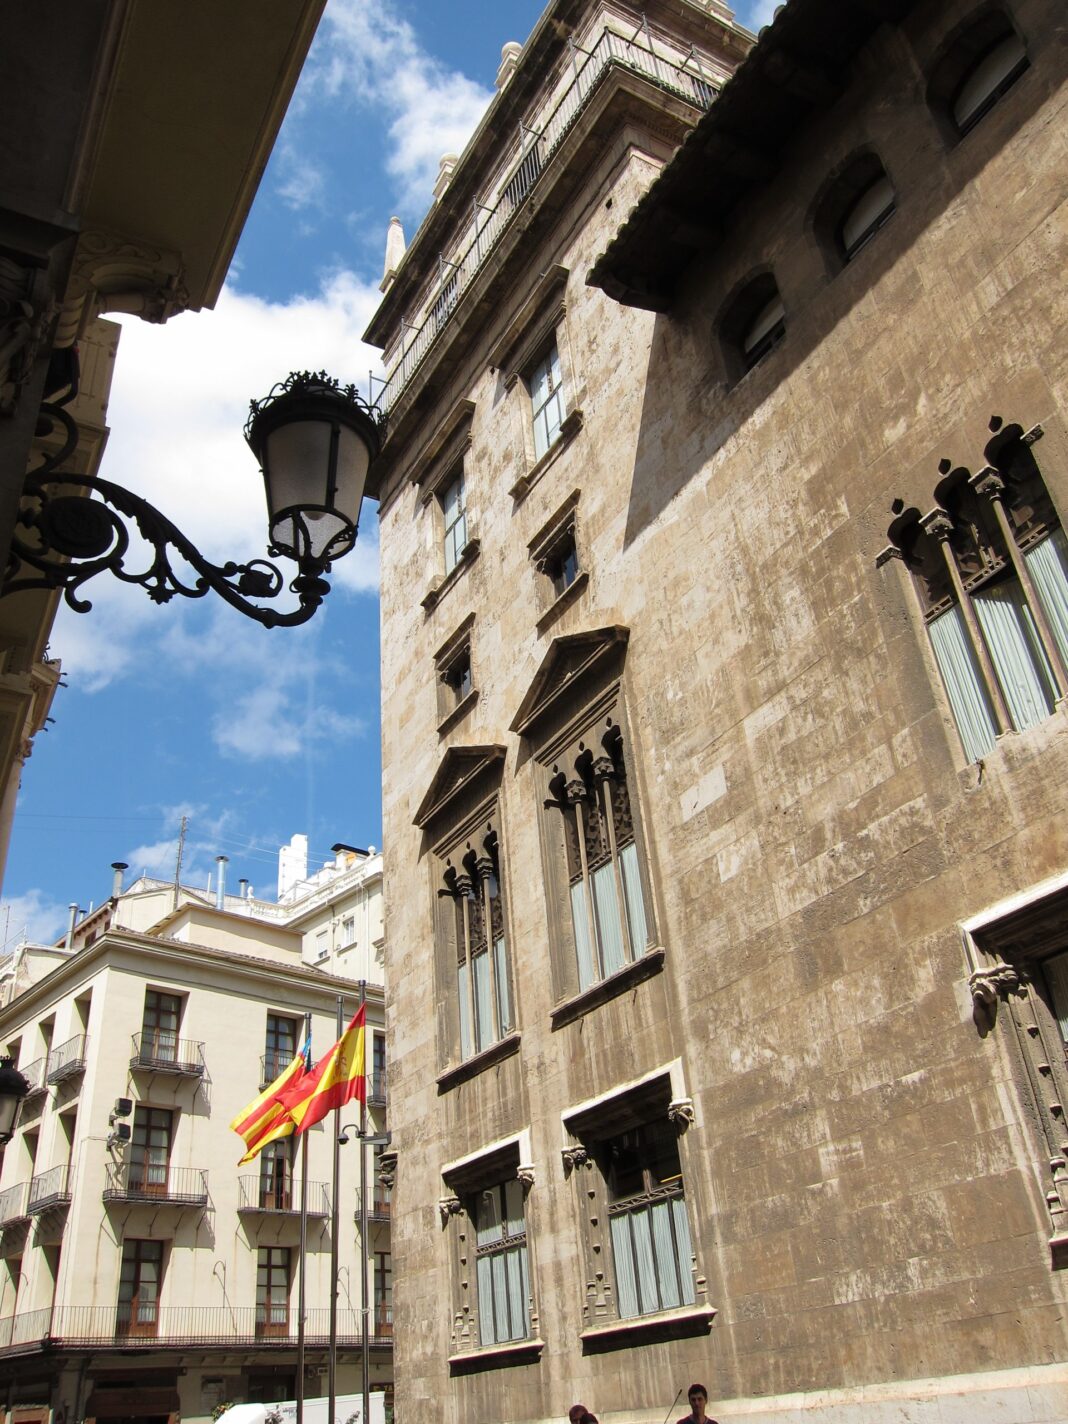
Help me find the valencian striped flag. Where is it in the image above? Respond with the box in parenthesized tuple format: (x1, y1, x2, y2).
(281, 1004, 366, 1133)
(230, 1034, 311, 1165)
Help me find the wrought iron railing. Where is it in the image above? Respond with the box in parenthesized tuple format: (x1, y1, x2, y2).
(46, 1033, 87, 1083)
(368, 1072, 387, 1106)
(19, 1056, 46, 1097)
(0, 1305, 391, 1352)
(381, 24, 718, 412)
(103, 1162, 208, 1207)
(260, 1049, 297, 1087)
(28, 1164, 71, 1213)
(237, 1176, 330, 1217)
(130, 1031, 204, 1076)
(0, 1181, 29, 1226)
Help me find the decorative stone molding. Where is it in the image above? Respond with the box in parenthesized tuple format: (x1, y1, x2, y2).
(561, 1145, 589, 1175)
(377, 1150, 397, 1192)
(53, 229, 189, 348)
(0, 255, 53, 417)
(668, 1097, 695, 1130)
(516, 1164, 535, 1192)
(438, 1194, 463, 1226)
(968, 962, 1022, 1008)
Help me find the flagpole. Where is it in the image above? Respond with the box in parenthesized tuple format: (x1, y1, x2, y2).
(359, 979, 369, 1424)
(328, 993, 343, 1424)
(297, 1011, 311, 1424)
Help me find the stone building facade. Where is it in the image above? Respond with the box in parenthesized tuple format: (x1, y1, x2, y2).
(366, 0, 1068, 1420)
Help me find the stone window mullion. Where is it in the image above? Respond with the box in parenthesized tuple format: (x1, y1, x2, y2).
(599, 769, 634, 964)
(569, 785, 602, 981)
(922, 508, 1013, 733)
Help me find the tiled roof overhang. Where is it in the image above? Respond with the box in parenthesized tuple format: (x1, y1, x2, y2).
(587, 0, 919, 312)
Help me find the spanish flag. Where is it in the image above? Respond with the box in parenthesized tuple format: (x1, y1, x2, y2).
(282, 1005, 366, 1134)
(230, 1039, 310, 1165)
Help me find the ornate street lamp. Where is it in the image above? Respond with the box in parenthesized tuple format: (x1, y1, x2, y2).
(2, 370, 383, 628)
(0, 1057, 30, 1144)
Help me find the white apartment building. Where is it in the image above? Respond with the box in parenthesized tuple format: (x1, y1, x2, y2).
(0, 840, 391, 1424)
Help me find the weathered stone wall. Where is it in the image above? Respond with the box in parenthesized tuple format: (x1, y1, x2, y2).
(376, 1, 1068, 1419)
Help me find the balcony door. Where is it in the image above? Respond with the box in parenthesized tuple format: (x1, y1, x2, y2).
(264, 1014, 298, 1083)
(131, 1107, 173, 1195)
(117, 1238, 163, 1337)
(258, 1140, 293, 1210)
(256, 1247, 291, 1336)
(142, 990, 181, 1063)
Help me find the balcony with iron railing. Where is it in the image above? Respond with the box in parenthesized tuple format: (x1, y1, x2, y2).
(367, 1072, 387, 1108)
(361, 1188, 392, 1224)
(18, 1056, 47, 1100)
(380, 24, 718, 414)
(0, 1305, 392, 1353)
(46, 1034, 87, 1084)
(102, 1162, 208, 1208)
(28, 1164, 71, 1214)
(237, 1176, 330, 1217)
(260, 1049, 298, 1088)
(0, 1181, 29, 1227)
(129, 1031, 205, 1077)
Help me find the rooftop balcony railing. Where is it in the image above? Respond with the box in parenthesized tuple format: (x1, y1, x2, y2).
(0, 1305, 392, 1353)
(130, 1031, 205, 1077)
(237, 1176, 330, 1217)
(46, 1034, 87, 1084)
(103, 1162, 208, 1208)
(28, 1164, 71, 1214)
(0, 1181, 29, 1226)
(382, 24, 718, 413)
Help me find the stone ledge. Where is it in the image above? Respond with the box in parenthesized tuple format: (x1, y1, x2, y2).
(436, 1031, 521, 1093)
(448, 1336, 545, 1374)
(551, 947, 666, 1030)
(580, 1303, 715, 1354)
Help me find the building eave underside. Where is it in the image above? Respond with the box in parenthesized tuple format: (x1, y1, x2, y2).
(587, 0, 919, 310)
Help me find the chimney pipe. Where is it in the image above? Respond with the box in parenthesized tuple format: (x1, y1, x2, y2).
(215, 855, 229, 910)
(111, 862, 128, 899)
(239, 878, 249, 899)
(65, 903, 79, 949)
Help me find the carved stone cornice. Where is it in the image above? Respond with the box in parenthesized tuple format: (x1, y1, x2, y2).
(969, 962, 1023, 1008)
(920, 508, 954, 542)
(970, 467, 1006, 501)
(439, 1194, 463, 1225)
(53, 229, 189, 348)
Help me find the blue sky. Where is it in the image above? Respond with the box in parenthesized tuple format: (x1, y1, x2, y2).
(1, 0, 770, 946)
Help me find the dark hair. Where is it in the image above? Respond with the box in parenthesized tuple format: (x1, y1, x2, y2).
(687, 1384, 708, 1401)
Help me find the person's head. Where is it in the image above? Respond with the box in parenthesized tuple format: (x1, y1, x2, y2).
(687, 1384, 708, 1415)
(568, 1407, 588, 1424)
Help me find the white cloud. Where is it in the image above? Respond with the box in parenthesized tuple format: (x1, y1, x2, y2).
(298, 0, 494, 215)
(0, 889, 71, 948)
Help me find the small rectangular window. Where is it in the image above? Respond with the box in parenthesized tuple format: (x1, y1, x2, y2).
(117, 1239, 163, 1337)
(473, 1179, 531, 1345)
(529, 341, 565, 461)
(441, 472, 468, 574)
(141, 990, 181, 1063)
(256, 1247, 291, 1336)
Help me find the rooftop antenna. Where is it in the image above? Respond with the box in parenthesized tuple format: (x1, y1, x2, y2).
(173, 813, 188, 911)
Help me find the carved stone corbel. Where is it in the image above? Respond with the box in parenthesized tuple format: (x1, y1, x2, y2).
(53, 229, 190, 348)
(969, 962, 1023, 1009)
(438, 1194, 462, 1226)
(516, 1163, 535, 1192)
(668, 1097, 695, 1130)
(561, 1145, 589, 1175)
(377, 1150, 397, 1192)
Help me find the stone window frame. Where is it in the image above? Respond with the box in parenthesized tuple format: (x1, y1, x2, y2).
(925, 6, 1030, 146)
(809, 148, 897, 275)
(409, 398, 481, 613)
(716, 268, 786, 384)
(877, 418, 1068, 766)
(513, 643, 662, 1026)
(963, 870, 1068, 1269)
(528, 489, 588, 633)
(560, 1064, 714, 1348)
(488, 264, 585, 502)
(434, 613, 478, 734)
(440, 1129, 543, 1371)
(414, 747, 521, 1090)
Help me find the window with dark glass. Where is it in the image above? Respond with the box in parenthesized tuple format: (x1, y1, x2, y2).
(141, 990, 180, 1062)
(529, 340, 565, 460)
(720, 273, 785, 379)
(130, 1106, 173, 1194)
(952, 30, 1028, 134)
(598, 1118, 695, 1319)
(264, 1014, 298, 1083)
(117, 1238, 163, 1336)
(258, 1138, 293, 1210)
(545, 719, 651, 992)
(372, 1032, 387, 1101)
(441, 471, 468, 575)
(927, 11, 1029, 142)
(440, 822, 513, 1059)
(374, 1251, 393, 1336)
(257, 1247, 291, 1335)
